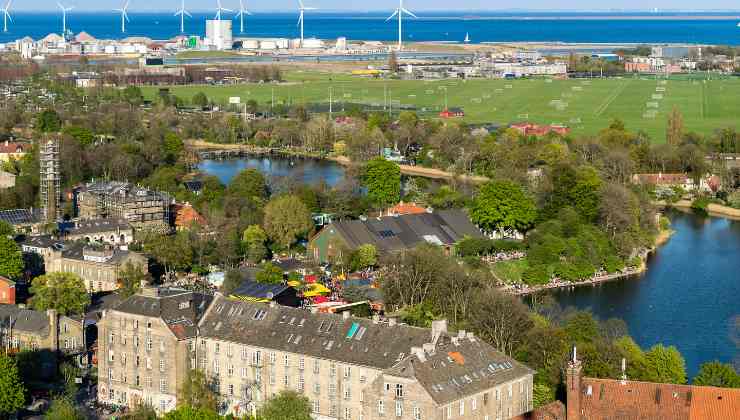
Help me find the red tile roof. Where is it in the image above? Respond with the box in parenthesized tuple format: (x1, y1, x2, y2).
(633, 173, 689, 186)
(0, 142, 30, 154)
(386, 201, 427, 216)
(575, 377, 740, 420)
(510, 122, 571, 137)
(173, 204, 206, 228)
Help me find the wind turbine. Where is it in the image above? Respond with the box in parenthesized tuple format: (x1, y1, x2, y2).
(174, 0, 191, 33)
(386, 0, 416, 51)
(1, 0, 11, 33)
(57, 2, 73, 35)
(235, 0, 251, 34)
(297, 0, 316, 48)
(114, 0, 130, 33)
(214, 0, 232, 21)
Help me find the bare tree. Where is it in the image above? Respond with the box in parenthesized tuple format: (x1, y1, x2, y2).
(468, 287, 533, 356)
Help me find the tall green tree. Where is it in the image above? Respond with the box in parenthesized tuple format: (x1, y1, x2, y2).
(0, 236, 23, 280)
(163, 406, 221, 420)
(262, 195, 313, 249)
(177, 369, 218, 411)
(0, 221, 14, 237)
(44, 396, 85, 420)
(242, 224, 268, 263)
(363, 157, 401, 208)
(469, 180, 537, 237)
(258, 390, 313, 420)
(256, 262, 284, 284)
(37, 109, 62, 133)
(119, 261, 149, 299)
(191, 92, 209, 108)
(0, 353, 25, 416)
(692, 361, 740, 388)
(645, 344, 687, 384)
(227, 168, 268, 202)
(29, 272, 91, 316)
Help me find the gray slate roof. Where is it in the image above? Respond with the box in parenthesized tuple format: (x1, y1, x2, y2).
(0, 304, 50, 335)
(65, 218, 130, 235)
(60, 242, 135, 265)
(113, 289, 212, 340)
(199, 296, 433, 370)
(232, 280, 293, 299)
(386, 335, 533, 405)
(331, 209, 481, 253)
(0, 208, 41, 226)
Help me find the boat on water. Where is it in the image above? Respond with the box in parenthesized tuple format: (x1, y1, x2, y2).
(464, 32, 470, 43)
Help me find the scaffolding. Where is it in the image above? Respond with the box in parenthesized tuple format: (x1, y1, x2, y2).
(39, 137, 61, 223)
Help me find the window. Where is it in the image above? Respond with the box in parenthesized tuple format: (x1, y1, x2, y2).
(343, 384, 351, 400)
(255, 369, 262, 384)
(191, 358, 196, 369)
(313, 360, 320, 374)
(496, 389, 500, 401)
(328, 383, 336, 397)
(313, 383, 320, 395)
(159, 378, 167, 393)
(283, 375, 289, 387)
(134, 336, 139, 348)
(269, 369, 276, 385)
(343, 366, 351, 379)
(313, 400, 320, 413)
(108, 368, 113, 381)
(159, 399, 165, 412)
(146, 337, 152, 351)
(108, 350, 115, 362)
(146, 376, 152, 388)
(298, 375, 304, 392)
(508, 384, 512, 398)
(284, 354, 290, 367)
(299, 357, 305, 370)
(459, 401, 464, 416)
(330, 363, 337, 377)
(395, 384, 404, 398)
(396, 400, 403, 417)
(241, 347, 248, 360)
(447, 406, 452, 419)
(359, 369, 366, 383)
(215, 343, 220, 354)
(241, 367, 247, 379)
(228, 384, 234, 396)
(159, 359, 165, 372)
(330, 405, 338, 417)
(136, 356, 140, 367)
(135, 375, 140, 387)
(252, 350, 262, 366)
(472, 397, 477, 411)
(378, 400, 385, 416)
(269, 352, 276, 364)
(413, 407, 421, 420)
(384, 383, 391, 394)
(228, 365, 234, 377)
(483, 392, 489, 406)
(109, 332, 114, 344)
(344, 407, 352, 420)
(121, 353, 126, 366)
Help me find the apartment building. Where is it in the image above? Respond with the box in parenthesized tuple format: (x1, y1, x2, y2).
(75, 181, 170, 230)
(96, 287, 213, 413)
(197, 296, 534, 420)
(97, 290, 533, 418)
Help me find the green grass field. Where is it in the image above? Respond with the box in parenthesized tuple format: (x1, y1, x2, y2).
(142, 71, 740, 141)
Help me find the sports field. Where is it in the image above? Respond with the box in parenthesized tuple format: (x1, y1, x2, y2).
(142, 72, 740, 141)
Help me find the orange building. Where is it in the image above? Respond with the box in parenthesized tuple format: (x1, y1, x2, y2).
(0, 276, 17, 304)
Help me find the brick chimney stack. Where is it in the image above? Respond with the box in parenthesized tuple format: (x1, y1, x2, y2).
(566, 346, 583, 420)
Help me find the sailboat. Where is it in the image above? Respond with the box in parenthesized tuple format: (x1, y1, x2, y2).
(464, 32, 470, 43)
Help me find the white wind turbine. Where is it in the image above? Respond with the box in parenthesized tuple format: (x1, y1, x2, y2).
(114, 0, 130, 33)
(235, 0, 251, 34)
(1, 0, 11, 33)
(386, 0, 416, 51)
(214, 0, 232, 21)
(297, 0, 316, 48)
(174, 0, 191, 33)
(57, 2, 73, 35)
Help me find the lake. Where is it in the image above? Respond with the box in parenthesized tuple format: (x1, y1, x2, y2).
(198, 156, 347, 188)
(548, 210, 740, 378)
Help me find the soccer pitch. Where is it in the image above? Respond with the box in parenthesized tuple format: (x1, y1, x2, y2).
(142, 72, 740, 142)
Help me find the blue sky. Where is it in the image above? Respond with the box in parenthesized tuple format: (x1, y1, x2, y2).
(10, 1, 740, 12)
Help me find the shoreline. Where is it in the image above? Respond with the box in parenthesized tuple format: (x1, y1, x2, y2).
(664, 199, 740, 220)
(508, 227, 675, 296)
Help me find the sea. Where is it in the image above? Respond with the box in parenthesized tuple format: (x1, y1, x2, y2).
(1, 11, 740, 45)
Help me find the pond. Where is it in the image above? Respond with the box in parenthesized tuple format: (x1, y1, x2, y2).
(198, 156, 347, 188)
(547, 210, 740, 377)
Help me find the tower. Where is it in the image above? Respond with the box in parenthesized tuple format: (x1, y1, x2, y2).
(40, 137, 61, 222)
(566, 346, 583, 420)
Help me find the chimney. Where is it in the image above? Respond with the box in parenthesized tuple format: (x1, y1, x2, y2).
(342, 311, 350, 320)
(47, 309, 59, 352)
(431, 319, 447, 344)
(566, 346, 583, 420)
(410, 346, 426, 362)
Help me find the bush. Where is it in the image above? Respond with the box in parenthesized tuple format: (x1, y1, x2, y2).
(522, 264, 550, 285)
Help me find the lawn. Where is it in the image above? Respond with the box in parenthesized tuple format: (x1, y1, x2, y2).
(491, 259, 529, 285)
(142, 72, 740, 141)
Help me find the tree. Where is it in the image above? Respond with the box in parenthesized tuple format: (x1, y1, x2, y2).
(258, 390, 313, 420)
(227, 168, 268, 202)
(469, 180, 537, 237)
(144, 232, 194, 278)
(262, 195, 313, 249)
(351, 244, 377, 271)
(645, 344, 687, 384)
(666, 106, 684, 146)
(192, 92, 209, 108)
(163, 132, 184, 164)
(163, 406, 221, 420)
(62, 125, 94, 147)
(0, 220, 13, 237)
(363, 157, 401, 208)
(122, 85, 144, 106)
(693, 361, 740, 388)
(242, 224, 268, 263)
(44, 396, 84, 420)
(0, 354, 25, 416)
(119, 261, 148, 299)
(0, 236, 23, 279)
(177, 369, 218, 411)
(468, 287, 533, 356)
(388, 50, 399, 73)
(37, 109, 62, 133)
(29, 272, 91, 316)
(221, 269, 243, 295)
(256, 262, 283, 284)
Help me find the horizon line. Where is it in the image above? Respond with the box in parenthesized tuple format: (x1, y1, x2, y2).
(7, 8, 740, 13)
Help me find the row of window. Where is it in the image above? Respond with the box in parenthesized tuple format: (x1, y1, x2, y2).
(107, 351, 168, 373)
(108, 369, 167, 393)
(377, 400, 423, 420)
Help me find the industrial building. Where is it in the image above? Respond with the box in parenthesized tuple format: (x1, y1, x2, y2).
(205, 20, 233, 51)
